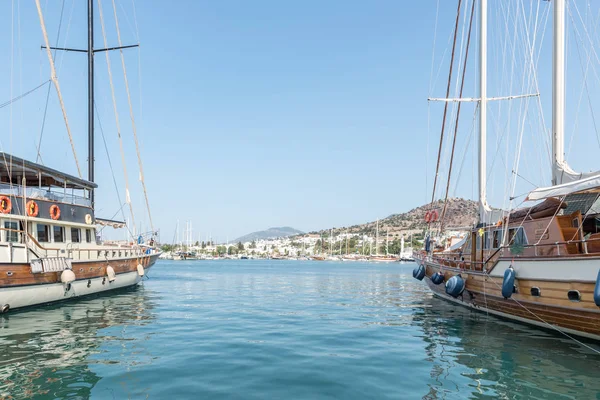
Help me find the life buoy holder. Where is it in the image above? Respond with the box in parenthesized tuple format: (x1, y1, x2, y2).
(85, 214, 93, 225)
(26, 200, 39, 217)
(431, 210, 439, 222)
(424, 211, 432, 223)
(0, 196, 11, 214)
(49, 204, 61, 220)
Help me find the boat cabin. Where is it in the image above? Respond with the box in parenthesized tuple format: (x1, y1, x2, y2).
(433, 186, 600, 270)
(0, 153, 145, 263)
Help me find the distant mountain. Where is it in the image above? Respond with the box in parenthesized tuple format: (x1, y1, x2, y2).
(234, 227, 304, 243)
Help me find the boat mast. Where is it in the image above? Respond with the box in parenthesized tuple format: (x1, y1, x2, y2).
(87, 0, 94, 207)
(376, 219, 379, 256)
(552, 0, 565, 186)
(478, 0, 491, 222)
(386, 230, 389, 256)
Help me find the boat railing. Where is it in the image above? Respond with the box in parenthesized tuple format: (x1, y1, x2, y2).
(0, 183, 91, 207)
(424, 236, 600, 272)
(23, 232, 150, 261)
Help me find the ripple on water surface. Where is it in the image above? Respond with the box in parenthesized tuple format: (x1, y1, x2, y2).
(0, 260, 599, 399)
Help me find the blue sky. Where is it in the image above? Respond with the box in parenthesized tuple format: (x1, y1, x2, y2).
(1, 1, 600, 242)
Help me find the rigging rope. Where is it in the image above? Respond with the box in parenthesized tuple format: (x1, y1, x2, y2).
(0, 80, 49, 110)
(430, 0, 463, 218)
(110, 0, 154, 233)
(35, 0, 65, 165)
(95, 103, 129, 227)
(97, 0, 136, 234)
(440, 0, 476, 232)
(34, 0, 82, 178)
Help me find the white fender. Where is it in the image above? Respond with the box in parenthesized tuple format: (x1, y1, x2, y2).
(60, 269, 76, 284)
(137, 264, 145, 277)
(106, 266, 116, 282)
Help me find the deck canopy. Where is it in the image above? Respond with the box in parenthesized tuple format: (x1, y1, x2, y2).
(0, 152, 97, 190)
(526, 173, 600, 201)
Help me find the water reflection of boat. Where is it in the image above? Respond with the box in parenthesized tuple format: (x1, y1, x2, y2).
(0, 286, 156, 399)
(413, 296, 600, 399)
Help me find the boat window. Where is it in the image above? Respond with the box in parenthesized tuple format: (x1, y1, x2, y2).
(4, 221, 18, 243)
(71, 227, 81, 243)
(37, 224, 50, 243)
(85, 229, 92, 243)
(493, 230, 503, 248)
(476, 232, 490, 250)
(508, 227, 527, 246)
(53, 226, 65, 243)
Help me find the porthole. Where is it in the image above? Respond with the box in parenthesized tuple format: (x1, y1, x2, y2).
(6, 271, 13, 277)
(568, 290, 581, 302)
(530, 287, 541, 297)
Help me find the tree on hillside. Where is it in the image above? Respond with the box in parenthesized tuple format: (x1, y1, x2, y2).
(237, 242, 244, 251)
(250, 240, 257, 249)
(195, 241, 199, 246)
(161, 244, 175, 252)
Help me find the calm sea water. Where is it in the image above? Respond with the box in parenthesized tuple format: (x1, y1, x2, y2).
(1, 260, 599, 399)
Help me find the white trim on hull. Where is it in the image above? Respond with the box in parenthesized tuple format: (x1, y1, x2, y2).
(426, 280, 600, 342)
(0, 270, 144, 310)
(489, 258, 600, 281)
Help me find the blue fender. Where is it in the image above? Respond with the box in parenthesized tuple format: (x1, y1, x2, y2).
(431, 272, 444, 285)
(445, 275, 465, 298)
(413, 264, 426, 281)
(502, 267, 516, 299)
(594, 270, 600, 307)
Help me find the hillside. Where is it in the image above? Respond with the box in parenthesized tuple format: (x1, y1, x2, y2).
(234, 227, 304, 243)
(308, 198, 478, 239)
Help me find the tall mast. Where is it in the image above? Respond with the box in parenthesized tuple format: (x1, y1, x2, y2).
(386, 230, 389, 256)
(478, 0, 491, 222)
(376, 219, 379, 256)
(88, 0, 95, 208)
(552, 0, 565, 186)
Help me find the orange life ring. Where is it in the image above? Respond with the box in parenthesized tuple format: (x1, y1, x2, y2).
(0, 196, 11, 214)
(431, 210, 439, 222)
(49, 204, 61, 220)
(424, 211, 431, 223)
(26, 200, 39, 217)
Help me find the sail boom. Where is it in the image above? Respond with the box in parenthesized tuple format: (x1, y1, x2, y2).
(527, 173, 600, 201)
(428, 93, 538, 102)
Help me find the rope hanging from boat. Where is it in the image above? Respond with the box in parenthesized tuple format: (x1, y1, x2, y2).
(34, 0, 82, 178)
(97, 0, 137, 235)
(111, 0, 155, 234)
(439, 0, 476, 231)
(429, 0, 463, 221)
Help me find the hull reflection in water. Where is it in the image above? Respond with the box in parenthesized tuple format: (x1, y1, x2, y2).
(0, 286, 156, 399)
(412, 294, 600, 399)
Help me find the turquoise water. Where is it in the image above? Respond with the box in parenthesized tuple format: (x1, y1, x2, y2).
(1, 260, 600, 399)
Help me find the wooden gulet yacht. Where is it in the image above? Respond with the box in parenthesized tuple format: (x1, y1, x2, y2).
(0, 2, 159, 312)
(414, 0, 600, 341)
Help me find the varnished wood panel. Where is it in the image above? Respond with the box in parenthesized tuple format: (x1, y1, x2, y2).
(0, 254, 158, 287)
